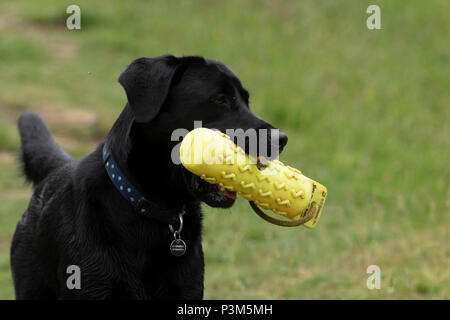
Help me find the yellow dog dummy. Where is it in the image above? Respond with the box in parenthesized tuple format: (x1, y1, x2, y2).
(180, 128, 327, 228)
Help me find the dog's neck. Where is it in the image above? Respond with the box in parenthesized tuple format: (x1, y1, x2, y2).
(105, 106, 194, 207)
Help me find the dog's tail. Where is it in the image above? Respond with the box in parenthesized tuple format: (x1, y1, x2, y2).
(17, 112, 74, 185)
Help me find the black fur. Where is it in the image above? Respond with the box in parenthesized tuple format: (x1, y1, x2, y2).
(10, 55, 288, 299)
(18, 112, 74, 185)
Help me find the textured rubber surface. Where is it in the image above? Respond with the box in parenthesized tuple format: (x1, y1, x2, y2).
(180, 128, 327, 228)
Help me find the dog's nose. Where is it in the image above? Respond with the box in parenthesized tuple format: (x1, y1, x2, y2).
(278, 131, 288, 151)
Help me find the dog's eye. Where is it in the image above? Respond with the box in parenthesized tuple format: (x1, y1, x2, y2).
(214, 95, 227, 105)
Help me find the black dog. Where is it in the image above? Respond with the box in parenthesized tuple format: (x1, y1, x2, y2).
(10, 55, 288, 299)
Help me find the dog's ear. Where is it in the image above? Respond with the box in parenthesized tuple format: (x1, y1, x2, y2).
(118, 55, 180, 123)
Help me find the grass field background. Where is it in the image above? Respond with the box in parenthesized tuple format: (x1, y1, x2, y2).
(0, 0, 448, 299)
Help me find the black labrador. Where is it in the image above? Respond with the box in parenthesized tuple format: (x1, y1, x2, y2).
(11, 55, 288, 299)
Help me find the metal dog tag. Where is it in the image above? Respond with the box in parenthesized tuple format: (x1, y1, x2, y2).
(170, 238, 186, 257)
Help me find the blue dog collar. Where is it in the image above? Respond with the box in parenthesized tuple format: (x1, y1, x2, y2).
(103, 144, 144, 209)
(102, 144, 184, 225)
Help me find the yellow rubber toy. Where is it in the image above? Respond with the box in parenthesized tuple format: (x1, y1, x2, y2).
(179, 128, 327, 228)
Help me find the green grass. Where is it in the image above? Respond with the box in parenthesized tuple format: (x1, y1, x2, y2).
(0, 0, 449, 299)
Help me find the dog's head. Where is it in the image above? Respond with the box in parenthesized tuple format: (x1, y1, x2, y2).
(118, 55, 288, 208)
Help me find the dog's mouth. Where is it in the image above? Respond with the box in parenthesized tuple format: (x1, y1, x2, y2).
(221, 188, 237, 200)
(184, 171, 236, 208)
